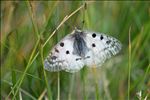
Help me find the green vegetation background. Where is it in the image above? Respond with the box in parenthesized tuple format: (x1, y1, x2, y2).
(1, 1, 150, 100)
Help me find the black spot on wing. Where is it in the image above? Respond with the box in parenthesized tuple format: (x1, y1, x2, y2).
(100, 35, 104, 40)
(66, 50, 70, 54)
(92, 33, 96, 38)
(92, 43, 96, 47)
(60, 42, 64, 47)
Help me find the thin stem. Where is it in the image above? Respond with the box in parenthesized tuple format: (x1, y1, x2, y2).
(143, 64, 150, 83)
(40, 45, 52, 100)
(20, 88, 37, 100)
(68, 74, 75, 100)
(26, 0, 39, 38)
(103, 71, 112, 100)
(128, 26, 132, 100)
(92, 67, 100, 100)
(57, 72, 60, 100)
(38, 89, 47, 100)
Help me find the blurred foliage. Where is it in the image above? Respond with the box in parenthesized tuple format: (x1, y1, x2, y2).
(1, 1, 150, 100)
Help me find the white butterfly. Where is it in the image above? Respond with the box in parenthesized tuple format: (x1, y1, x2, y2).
(44, 29, 122, 73)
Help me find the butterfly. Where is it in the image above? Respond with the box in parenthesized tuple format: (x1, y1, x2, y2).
(44, 29, 122, 73)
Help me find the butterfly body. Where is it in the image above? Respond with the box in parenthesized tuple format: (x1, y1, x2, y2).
(73, 31, 89, 57)
(44, 29, 122, 73)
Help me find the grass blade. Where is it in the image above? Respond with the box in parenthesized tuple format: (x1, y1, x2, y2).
(128, 26, 132, 100)
(39, 44, 52, 100)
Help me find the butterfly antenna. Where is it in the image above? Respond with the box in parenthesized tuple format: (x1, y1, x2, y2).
(81, 2, 87, 29)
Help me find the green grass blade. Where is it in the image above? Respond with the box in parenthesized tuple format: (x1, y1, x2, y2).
(39, 45, 52, 100)
(128, 26, 132, 100)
